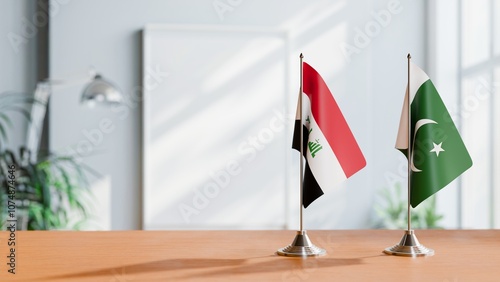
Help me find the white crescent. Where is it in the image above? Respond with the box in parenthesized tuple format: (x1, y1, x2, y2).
(410, 119, 438, 172)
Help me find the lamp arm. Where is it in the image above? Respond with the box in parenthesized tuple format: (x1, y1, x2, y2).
(25, 68, 96, 161)
(25, 82, 51, 162)
(44, 68, 96, 90)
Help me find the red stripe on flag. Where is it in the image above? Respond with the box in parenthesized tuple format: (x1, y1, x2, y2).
(303, 62, 366, 177)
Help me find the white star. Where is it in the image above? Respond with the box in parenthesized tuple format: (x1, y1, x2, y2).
(430, 142, 445, 157)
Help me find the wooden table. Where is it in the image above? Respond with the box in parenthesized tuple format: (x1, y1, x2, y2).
(0, 230, 499, 281)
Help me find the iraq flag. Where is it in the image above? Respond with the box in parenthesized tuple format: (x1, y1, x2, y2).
(395, 62, 473, 208)
(293, 62, 366, 208)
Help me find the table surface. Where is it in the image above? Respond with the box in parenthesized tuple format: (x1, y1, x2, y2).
(0, 229, 499, 281)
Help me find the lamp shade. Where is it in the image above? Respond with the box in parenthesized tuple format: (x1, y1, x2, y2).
(81, 74, 122, 106)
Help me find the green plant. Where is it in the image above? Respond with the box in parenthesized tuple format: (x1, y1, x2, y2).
(0, 92, 94, 230)
(373, 182, 444, 229)
(0, 148, 95, 230)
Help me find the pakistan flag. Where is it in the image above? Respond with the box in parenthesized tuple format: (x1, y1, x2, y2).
(395, 62, 473, 208)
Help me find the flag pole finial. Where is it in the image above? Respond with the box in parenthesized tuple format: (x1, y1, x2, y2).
(300, 53, 303, 59)
(407, 53, 411, 59)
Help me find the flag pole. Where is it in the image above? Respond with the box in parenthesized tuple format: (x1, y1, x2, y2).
(406, 53, 412, 233)
(277, 53, 325, 257)
(299, 52, 304, 232)
(383, 53, 434, 257)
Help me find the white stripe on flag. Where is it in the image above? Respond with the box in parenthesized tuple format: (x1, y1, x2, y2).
(302, 93, 347, 193)
(395, 62, 431, 150)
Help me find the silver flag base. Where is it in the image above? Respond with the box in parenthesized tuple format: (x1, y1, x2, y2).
(277, 230, 326, 257)
(384, 230, 434, 257)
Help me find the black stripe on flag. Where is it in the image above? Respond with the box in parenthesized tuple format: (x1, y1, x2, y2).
(292, 120, 324, 208)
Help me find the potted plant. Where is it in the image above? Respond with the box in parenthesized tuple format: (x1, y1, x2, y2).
(372, 181, 444, 229)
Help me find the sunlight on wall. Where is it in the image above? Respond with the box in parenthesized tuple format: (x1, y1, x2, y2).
(202, 36, 286, 93)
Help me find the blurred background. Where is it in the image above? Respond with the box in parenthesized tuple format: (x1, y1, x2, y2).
(1, 0, 498, 230)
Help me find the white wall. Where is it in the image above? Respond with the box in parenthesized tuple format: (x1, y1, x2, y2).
(0, 0, 38, 149)
(49, 0, 426, 230)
